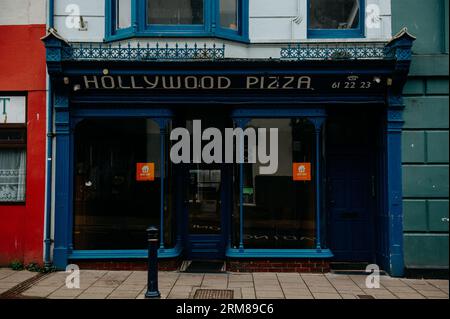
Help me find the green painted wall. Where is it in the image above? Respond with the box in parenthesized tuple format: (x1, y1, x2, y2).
(392, 0, 449, 269)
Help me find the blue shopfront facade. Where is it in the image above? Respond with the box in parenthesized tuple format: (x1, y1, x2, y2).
(43, 29, 415, 277)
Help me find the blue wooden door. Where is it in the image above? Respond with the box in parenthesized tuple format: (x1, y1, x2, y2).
(327, 152, 374, 261)
(184, 165, 228, 260)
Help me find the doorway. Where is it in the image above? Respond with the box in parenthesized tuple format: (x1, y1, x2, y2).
(326, 110, 379, 263)
(184, 164, 228, 260)
(176, 109, 233, 260)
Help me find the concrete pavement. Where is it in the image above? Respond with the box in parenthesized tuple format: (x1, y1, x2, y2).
(0, 268, 448, 299)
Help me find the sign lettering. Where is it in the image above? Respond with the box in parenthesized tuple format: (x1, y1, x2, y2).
(0, 96, 26, 124)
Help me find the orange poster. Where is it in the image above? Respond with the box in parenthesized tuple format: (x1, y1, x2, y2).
(293, 163, 312, 181)
(136, 163, 155, 182)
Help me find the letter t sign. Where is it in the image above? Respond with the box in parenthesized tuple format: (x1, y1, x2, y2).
(0, 98, 10, 123)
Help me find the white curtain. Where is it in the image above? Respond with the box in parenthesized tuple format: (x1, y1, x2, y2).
(0, 149, 26, 202)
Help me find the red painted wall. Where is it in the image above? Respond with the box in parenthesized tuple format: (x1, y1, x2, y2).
(0, 25, 47, 265)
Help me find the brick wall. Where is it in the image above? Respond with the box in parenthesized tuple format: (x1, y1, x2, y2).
(226, 259, 331, 273)
(73, 259, 182, 271)
(72, 259, 330, 273)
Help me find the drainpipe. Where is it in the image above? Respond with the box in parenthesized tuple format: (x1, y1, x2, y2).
(44, 0, 55, 268)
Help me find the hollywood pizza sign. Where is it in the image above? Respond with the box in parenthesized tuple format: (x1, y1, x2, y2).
(76, 73, 384, 93)
(81, 74, 314, 90)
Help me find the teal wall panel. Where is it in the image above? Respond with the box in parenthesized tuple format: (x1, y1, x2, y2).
(392, 0, 447, 54)
(403, 199, 449, 232)
(427, 131, 449, 163)
(404, 234, 449, 268)
(428, 200, 449, 232)
(403, 78, 425, 95)
(403, 166, 449, 198)
(403, 200, 428, 231)
(402, 131, 425, 163)
(427, 78, 450, 95)
(403, 97, 449, 129)
(409, 56, 449, 77)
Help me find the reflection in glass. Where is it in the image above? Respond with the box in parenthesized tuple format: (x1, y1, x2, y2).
(235, 119, 316, 249)
(220, 0, 238, 30)
(147, 0, 204, 25)
(73, 119, 174, 250)
(188, 168, 222, 235)
(309, 0, 360, 29)
(117, 0, 131, 29)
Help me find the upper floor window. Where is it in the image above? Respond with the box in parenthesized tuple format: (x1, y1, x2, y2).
(308, 0, 365, 38)
(147, 0, 204, 25)
(107, 0, 249, 42)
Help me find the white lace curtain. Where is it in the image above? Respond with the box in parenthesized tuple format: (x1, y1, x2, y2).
(0, 149, 26, 202)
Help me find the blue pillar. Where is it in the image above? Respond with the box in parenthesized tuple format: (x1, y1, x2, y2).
(383, 30, 415, 277)
(386, 98, 405, 277)
(239, 160, 244, 250)
(157, 119, 168, 250)
(53, 89, 71, 269)
(311, 118, 325, 251)
(238, 120, 245, 250)
(234, 118, 249, 251)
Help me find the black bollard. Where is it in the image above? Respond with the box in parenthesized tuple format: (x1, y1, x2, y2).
(145, 226, 161, 299)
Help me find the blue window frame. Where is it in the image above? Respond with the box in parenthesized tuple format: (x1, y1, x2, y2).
(307, 0, 365, 39)
(106, 0, 249, 42)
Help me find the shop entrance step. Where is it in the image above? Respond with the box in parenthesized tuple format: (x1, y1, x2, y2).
(181, 260, 226, 274)
(330, 262, 387, 275)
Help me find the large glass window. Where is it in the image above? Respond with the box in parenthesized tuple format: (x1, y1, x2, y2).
(233, 119, 316, 249)
(117, 0, 132, 29)
(73, 119, 174, 250)
(147, 0, 204, 25)
(308, 0, 364, 38)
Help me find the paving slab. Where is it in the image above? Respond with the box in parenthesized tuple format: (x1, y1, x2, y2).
(47, 287, 84, 299)
(241, 287, 256, 299)
(0, 270, 36, 283)
(312, 293, 342, 299)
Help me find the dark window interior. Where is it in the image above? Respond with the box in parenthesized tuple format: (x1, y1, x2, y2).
(309, 0, 360, 29)
(147, 0, 204, 25)
(73, 119, 165, 250)
(233, 118, 317, 249)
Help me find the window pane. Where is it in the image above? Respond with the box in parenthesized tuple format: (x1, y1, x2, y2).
(237, 119, 316, 249)
(188, 169, 222, 235)
(73, 119, 174, 250)
(0, 149, 26, 202)
(220, 0, 238, 30)
(117, 0, 131, 29)
(309, 0, 360, 29)
(147, 0, 204, 25)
